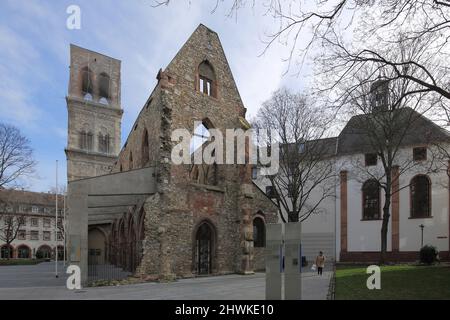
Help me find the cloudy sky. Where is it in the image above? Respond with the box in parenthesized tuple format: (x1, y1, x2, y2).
(0, 0, 312, 192)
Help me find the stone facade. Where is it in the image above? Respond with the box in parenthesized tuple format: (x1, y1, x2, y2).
(68, 25, 278, 279)
(65, 45, 123, 182)
(113, 24, 278, 278)
(0, 189, 65, 260)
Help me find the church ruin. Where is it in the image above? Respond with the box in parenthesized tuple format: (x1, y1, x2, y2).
(66, 24, 278, 284)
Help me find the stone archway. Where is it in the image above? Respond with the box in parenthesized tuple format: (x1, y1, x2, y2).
(193, 221, 216, 275)
(17, 245, 31, 259)
(0, 244, 13, 259)
(36, 245, 52, 259)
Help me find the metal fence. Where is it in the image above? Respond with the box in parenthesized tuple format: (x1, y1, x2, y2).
(87, 241, 143, 285)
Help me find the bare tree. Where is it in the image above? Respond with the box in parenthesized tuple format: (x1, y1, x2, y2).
(253, 88, 337, 223)
(156, 1, 450, 120)
(0, 201, 25, 259)
(0, 123, 37, 189)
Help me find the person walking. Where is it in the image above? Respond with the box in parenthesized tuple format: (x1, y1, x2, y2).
(315, 251, 325, 276)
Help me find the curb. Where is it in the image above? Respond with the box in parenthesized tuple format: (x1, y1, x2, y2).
(326, 264, 336, 300)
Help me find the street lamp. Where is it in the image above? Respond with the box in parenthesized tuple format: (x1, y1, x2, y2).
(419, 224, 425, 248)
(55, 160, 59, 278)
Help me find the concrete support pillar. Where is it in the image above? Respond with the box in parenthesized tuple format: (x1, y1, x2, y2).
(67, 181, 89, 286)
(340, 171, 348, 259)
(392, 166, 400, 252)
(284, 222, 302, 300)
(448, 161, 450, 260)
(265, 223, 283, 300)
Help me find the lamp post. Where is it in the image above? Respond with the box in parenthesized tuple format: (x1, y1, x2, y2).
(63, 191, 66, 267)
(55, 160, 59, 278)
(419, 224, 425, 248)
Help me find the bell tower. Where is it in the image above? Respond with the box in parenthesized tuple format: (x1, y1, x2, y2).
(65, 44, 123, 182)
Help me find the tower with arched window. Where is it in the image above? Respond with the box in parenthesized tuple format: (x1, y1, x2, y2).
(65, 45, 123, 182)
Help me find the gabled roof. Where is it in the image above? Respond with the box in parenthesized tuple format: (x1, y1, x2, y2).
(336, 107, 450, 155)
(274, 108, 450, 159)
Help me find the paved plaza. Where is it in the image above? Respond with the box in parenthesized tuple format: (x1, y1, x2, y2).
(0, 262, 332, 300)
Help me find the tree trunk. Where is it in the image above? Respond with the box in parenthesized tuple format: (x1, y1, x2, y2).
(288, 211, 299, 222)
(380, 175, 391, 264)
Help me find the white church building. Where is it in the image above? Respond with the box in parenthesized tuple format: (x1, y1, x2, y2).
(254, 108, 450, 263)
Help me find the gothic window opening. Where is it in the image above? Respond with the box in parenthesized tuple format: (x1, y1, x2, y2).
(362, 179, 380, 220)
(98, 133, 110, 154)
(197, 61, 216, 97)
(98, 72, 110, 104)
(80, 130, 93, 151)
(199, 77, 212, 95)
(190, 122, 210, 155)
(81, 67, 93, 99)
(253, 217, 266, 248)
(189, 120, 218, 186)
(410, 175, 431, 218)
(129, 152, 133, 170)
(142, 129, 149, 166)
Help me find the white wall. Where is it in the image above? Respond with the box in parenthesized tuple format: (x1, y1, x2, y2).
(254, 142, 450, 261)
(397, 160, 449, 252)
(338, 144, 450, 254)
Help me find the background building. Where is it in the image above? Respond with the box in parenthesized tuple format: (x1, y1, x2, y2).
(254, 108, 450, 263)
(0, 189, 66, 260)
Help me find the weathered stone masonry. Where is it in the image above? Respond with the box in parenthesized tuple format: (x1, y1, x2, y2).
(68, 24, 278, 280)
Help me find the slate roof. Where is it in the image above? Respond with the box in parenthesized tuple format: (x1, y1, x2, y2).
(336, 107, 450, 155)
(278, 108, 450, 158)
(0, 189, 64, 206)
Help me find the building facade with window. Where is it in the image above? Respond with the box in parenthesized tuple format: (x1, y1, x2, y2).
(254, 107, 450, 262)
(0, 189, 65, 260)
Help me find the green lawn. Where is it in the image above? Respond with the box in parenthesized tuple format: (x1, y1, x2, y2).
(335, 264, 450, 300)
(0, 259, 46, 266)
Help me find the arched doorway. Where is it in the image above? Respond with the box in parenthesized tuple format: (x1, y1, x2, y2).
(194, 221, 216, 275)
(1, 245, 13, 259)
(253, 217, 266, 248)
(17, 245, 31, 259)
(36, 245, 52, 259)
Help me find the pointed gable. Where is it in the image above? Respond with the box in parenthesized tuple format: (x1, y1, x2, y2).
(163, 24, 246, 117)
